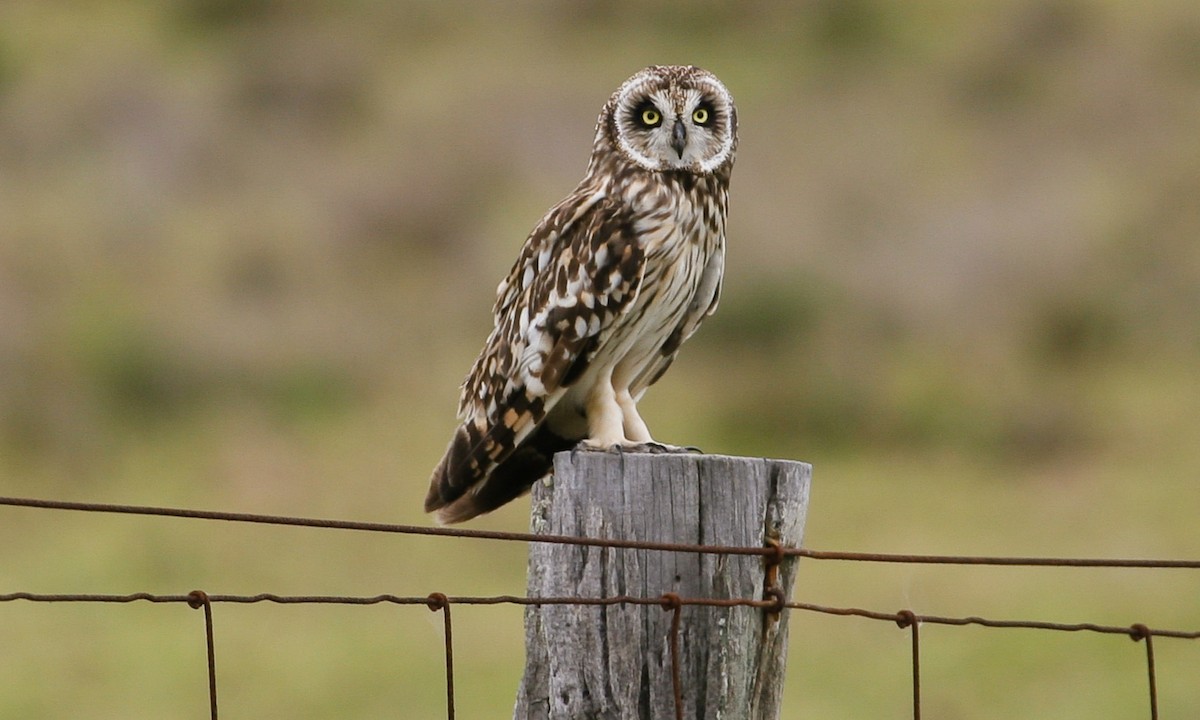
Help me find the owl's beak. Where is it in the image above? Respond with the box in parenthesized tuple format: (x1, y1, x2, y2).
(670, 118, 687, 158)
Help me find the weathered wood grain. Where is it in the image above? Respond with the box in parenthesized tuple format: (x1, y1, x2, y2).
(513, 451, 811, 720)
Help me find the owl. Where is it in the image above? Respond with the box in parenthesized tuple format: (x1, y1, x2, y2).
(425, 65, 738, 524)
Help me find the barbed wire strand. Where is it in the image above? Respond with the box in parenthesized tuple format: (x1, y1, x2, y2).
(186, 590, 219, 720)
(896, 610, 921, 720)
(426, 593, 455, 720)
(4, 495, 1200, 569)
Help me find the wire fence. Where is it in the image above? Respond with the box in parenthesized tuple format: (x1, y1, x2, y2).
(2, 494, 1198, 719)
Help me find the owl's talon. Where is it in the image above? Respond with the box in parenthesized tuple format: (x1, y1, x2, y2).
(571, 440, 702, 457)
(657, 443, 703, 454)
(619, 441, 697, 454)
(573, 441, 601, 454)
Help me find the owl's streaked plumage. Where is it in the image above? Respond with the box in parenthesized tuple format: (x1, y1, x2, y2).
(425, 65, 738, 524)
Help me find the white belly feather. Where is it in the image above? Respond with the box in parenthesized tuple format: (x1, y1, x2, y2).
(548, 182, 724, 441)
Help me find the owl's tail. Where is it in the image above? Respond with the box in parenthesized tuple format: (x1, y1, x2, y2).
(424, 424, 573, 524)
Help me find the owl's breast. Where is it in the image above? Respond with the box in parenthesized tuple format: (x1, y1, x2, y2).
(602, 177, 726, 384)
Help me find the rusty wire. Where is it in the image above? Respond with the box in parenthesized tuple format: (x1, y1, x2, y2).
(4, 494, 1200, 569)
(426, 593, 455, 720)
(1130, 624, 1159, 720)
(3, 589, 1192, 719)
(6, 590, 1198, 644)
(3, 495, 1199, 719)
(5, 590, 1198, 640)
(896, 610, 921, 720)
(186, 590, 219, 720)
(786, 602, 1200, 640)
(660, 592, 685, 720)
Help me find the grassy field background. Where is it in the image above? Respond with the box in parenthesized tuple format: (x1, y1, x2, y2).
(1, 1, 1198, 717)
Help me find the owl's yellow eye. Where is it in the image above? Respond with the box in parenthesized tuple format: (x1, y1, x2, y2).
(640, 108, 661, 126)
(692, 107, 710, 125)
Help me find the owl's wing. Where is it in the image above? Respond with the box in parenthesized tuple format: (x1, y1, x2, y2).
(425, 188, 644, 523)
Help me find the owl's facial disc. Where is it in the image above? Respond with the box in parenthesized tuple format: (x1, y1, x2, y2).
(610, 67, 736, 174)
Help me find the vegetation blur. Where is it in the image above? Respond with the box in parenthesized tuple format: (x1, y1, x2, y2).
(2, 0, 1198, 717)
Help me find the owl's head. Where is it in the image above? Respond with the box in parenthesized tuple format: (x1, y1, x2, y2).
(599, 65, 737, 175)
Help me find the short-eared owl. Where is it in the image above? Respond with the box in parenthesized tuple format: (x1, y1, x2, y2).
(425, 65, 737, 523)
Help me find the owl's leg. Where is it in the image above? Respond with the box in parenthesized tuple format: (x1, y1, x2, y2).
(579, 374, 629, 449)
(614, 380, 701, 454)
(616, 383, 698, 453)
(616, 389, 653, 443)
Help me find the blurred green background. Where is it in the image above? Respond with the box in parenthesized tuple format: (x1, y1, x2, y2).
(2, 0, 1198, 717)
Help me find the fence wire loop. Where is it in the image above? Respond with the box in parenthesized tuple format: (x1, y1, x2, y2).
(895, 610, 922, 720)
(1130, 623, 1159, 720)
(763, 536, 786, 623)
(186, 590, 219, 720)
(425, 593, 456, 720)
(763, 536, 786, 572)
(763, 586, 787, 618)
(659, 593, 685, 720)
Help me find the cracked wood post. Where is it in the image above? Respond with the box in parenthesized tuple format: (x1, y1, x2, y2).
(513, 451, 811, 720)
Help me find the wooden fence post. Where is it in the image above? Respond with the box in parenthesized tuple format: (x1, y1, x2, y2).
(513, 451, 811, 720)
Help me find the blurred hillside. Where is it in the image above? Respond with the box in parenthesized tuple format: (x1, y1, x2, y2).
(1, 1, 1199, 718)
